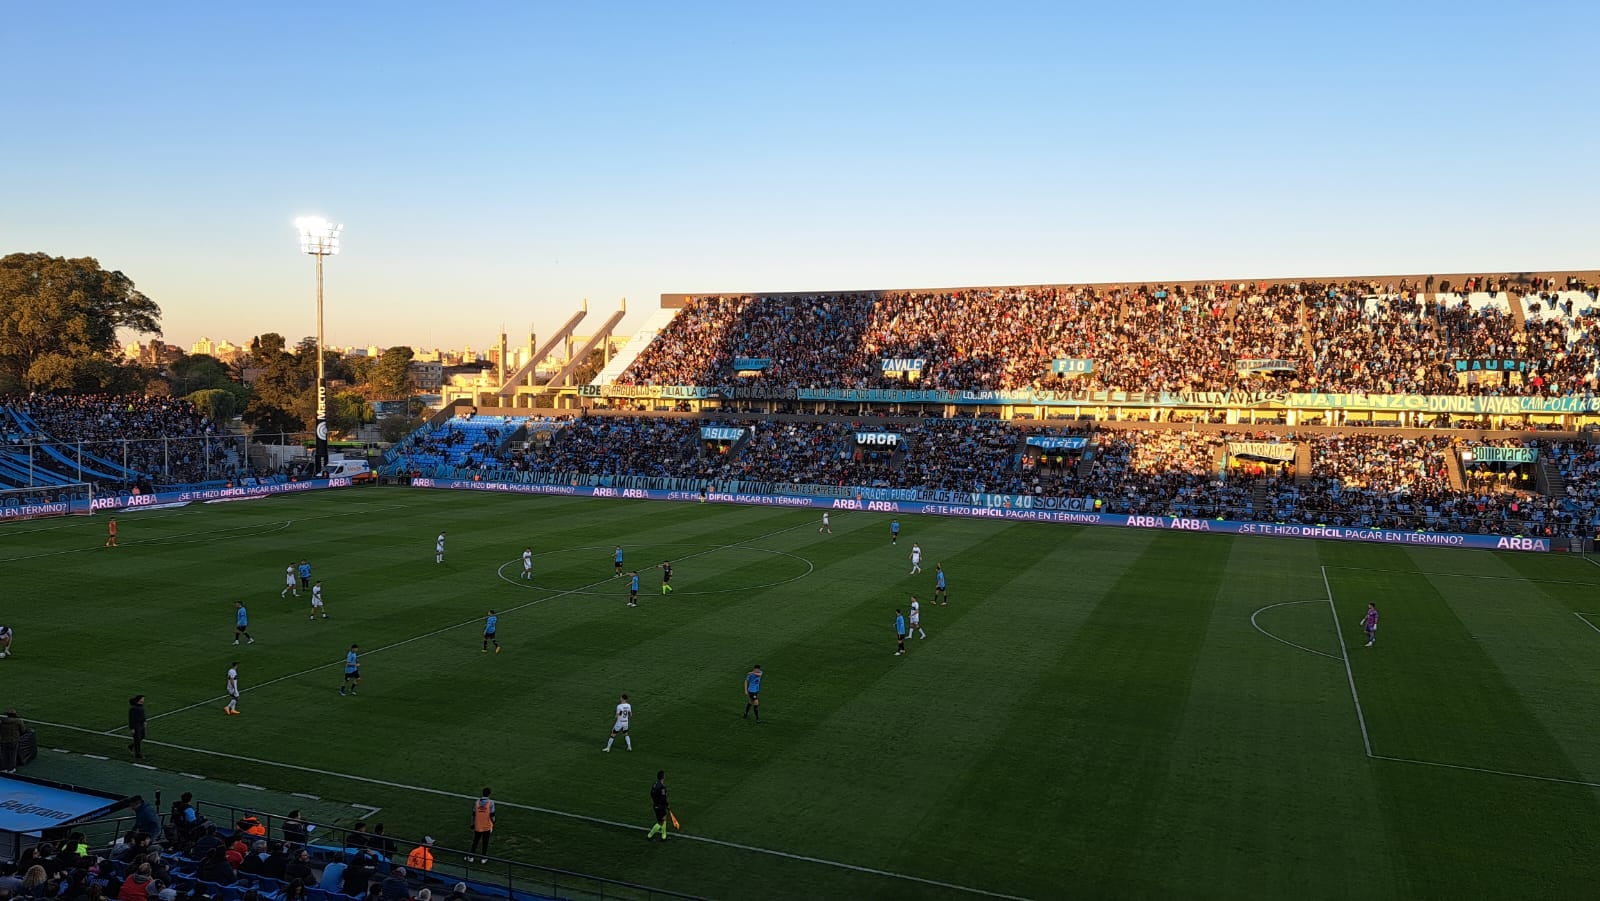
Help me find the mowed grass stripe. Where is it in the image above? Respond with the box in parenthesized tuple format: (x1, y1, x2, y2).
(933, 530, 1232, 897)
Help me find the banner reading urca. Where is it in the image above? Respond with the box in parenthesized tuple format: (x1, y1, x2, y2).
(410, 478, 1551, 552)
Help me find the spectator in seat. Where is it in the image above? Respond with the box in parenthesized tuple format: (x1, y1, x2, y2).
(344, 849, 380, 897)
(379, 868, 410, 901)
(196, 845, 236, 885)
(119, 864, 153, 901)
(283, 851, 314, 886)
(318, 861, 347, 895)
(404, 838, 434, 873)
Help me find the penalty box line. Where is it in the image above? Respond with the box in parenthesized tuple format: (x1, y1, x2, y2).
(36, 718, 1028, 901)
(1321, 565, 1600, 791)
(119, 516, 825, 734)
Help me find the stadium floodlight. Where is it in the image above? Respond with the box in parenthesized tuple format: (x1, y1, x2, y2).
(295, 216, 343, 472)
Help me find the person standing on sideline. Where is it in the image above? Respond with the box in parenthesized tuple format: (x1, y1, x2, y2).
(819, 512, 831, 534)
(105, 517, 118, 548)
(603, 694, 632, 752)
(482, 610, 500, 653)
(223, 663, 241, 715)
(435, 531, 447, 564)
(742, 665, 762, 722)
(127, 695, 147, 759)
(233, 602, 256, 646)
(339, 645, 361, 695)
(934, 564, 948, 605)
(468, 789, 495, 862)
(646, 771, 670, 841)
(893, 609, 907, 656)
(0, 709, 25, 773)
(1361, 603, 1379, 648)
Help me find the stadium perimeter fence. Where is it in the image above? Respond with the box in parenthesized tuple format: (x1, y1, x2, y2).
(68, 802, 704, 901)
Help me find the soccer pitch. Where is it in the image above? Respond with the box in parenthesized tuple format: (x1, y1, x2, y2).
(7, 488, 1600, 899)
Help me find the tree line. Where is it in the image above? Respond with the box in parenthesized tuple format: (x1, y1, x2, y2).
(1, 252, 423, 441)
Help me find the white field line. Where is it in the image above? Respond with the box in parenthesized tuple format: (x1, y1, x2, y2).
(1574, 613, 1600, 636)
(2, 503, 410, 565)
(1322, 565, 1374, 758)
(1370, 755, 1600, 790)
(1, 511, 194, 536)
(124, 517, 823, 733)
(34, 719, 1027, 901)
(1249, 601, 1341, 661)
(1583, 556, 1600, 570)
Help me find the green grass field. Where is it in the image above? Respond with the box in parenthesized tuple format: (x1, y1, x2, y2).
(6, 488, 1600, 900)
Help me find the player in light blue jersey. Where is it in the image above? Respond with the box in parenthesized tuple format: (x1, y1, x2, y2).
(934, 564, 948, 605)
(483, 610, 501, 653)
(627, 571, 640, 607)
(614, 546, 625, 576)
(894, 609, 907, 656)
(233, 602, 255, 646)
(339, 644, 361, 695)
(890, 519, 900, 545)
(742, 665, 763, 722)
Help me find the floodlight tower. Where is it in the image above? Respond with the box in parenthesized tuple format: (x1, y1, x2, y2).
(295, 216, 343, 472)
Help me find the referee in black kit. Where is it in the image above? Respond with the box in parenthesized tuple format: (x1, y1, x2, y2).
(646, 770, 671, 840)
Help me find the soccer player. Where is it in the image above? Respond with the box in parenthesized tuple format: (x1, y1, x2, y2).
(909, 543, 922, 575)
(934, 564, 948, 605)
(223, 663, 241, 715)
(603, 693, 632, 752)
(105, 517, 118, 548)
(468, 788, 495, 862)
(482, 610, 501, 653)
(435, 531, 447, 564)
(890, 519, 900, 545)
(893, 608, 907, 656)
(281, 563, 298, 598)
(1361, 603, 1379, 648)
(298, 559, 312, 592)
(627, 571, 640, 607)
(909, 595, 926, 639)
(521, 547, 533, 580)
(0, 624, 13, 658)
(646, 771, 670, 841)
(614, 545, 625, 576)
(339, 644, 361, 695)
(659, 561, 674, 595)
(819, 512, 831, 534)
(233, 602, 256, 645)
(742, 664, 762, 721)
(310, 581, 327, 619)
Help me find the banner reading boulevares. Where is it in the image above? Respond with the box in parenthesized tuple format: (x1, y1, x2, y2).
(408, 478, 1552, 552)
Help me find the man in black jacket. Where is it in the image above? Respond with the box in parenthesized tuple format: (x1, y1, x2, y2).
(127, 695, 147, 759)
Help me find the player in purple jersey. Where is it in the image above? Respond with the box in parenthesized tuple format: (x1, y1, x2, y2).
(1361, 603, 1379, 648)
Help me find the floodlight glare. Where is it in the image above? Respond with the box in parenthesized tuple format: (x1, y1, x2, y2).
(295, 216, 343, 256)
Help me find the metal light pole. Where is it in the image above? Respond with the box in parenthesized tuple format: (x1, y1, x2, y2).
(295, 216, 343, 473)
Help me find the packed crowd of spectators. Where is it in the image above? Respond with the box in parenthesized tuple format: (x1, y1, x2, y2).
(2, 394, 239, 488)
(615, 276, 1600, 397)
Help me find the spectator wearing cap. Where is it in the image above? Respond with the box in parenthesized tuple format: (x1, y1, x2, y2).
(379, 868, 410, 901)
(405, 838, 435, 873)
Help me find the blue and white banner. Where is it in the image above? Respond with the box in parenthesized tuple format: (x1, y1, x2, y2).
(732, 357, 771, 372)
(1454, 359, 1527, 373)
(854, 432, 902, 447)
(1236, 359, 1298, 373)
(1026, 435, 1089, 451)
(880, 358, 927, 373)
(1050, 358, 1094, 375)
(411, 479, 1552, 552)
(700, 427, 748, 442)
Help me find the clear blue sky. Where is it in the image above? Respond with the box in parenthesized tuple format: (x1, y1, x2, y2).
(3, 1, 1595, 350)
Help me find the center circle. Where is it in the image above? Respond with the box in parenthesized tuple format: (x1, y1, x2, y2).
(503, 543, 814, 596)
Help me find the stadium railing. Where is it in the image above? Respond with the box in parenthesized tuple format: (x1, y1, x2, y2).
(77, 802, 707, 901)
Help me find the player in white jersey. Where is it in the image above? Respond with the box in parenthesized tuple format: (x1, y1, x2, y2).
(0, 624, 13, 658)
(819, 512, 831, 534)
(521, 547, 533, 580)
(223, 663, 241, 715)
(909, 543, 922, 575)
(603, 694, 633, 752)
(281, 564, 298, 597)
(435, 531, 446, 564)
(310, 581, 327, 619)
(909, 596, 926, 639)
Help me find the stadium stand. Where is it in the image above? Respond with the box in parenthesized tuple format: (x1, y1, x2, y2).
(0, 395, 243, 491)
